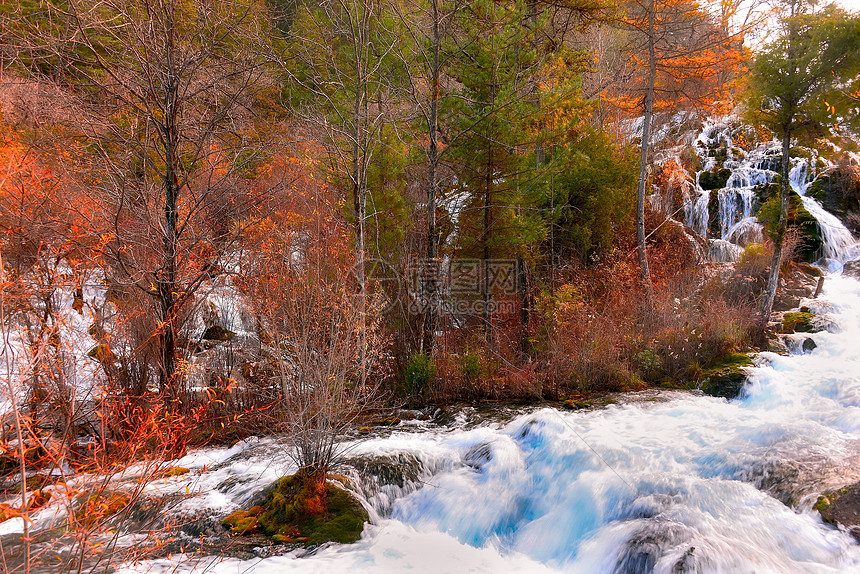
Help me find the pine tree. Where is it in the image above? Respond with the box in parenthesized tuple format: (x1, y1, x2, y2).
(748, 0, 860, 327)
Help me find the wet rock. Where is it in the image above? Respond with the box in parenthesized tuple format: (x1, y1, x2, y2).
(799, 298, 836, 314)
(767, 337, 790, 355)
(843, 260, 860, 280)
(348, 453, 421, 489)
(202, 325, 236, 341)
(698, 354, 753, 399)
(615, 522, 695, 574)
(810, 314, 840, 334)
(463, 444, 492, 471)
(802, 338, 817, 353)
(562, 398, 593, 410)
(709, 239, 743, 263)
(815, 482, 860, 541)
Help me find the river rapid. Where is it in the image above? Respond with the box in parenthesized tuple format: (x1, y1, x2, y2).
(107, 275, 860, 573)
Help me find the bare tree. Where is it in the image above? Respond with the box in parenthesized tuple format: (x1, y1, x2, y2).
(284, 0, 404, 385)
(5, 0, 282, 402)
(240, 174, 388, 493)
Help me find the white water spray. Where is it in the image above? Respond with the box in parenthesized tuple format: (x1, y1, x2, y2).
(108, 275, 860, 574)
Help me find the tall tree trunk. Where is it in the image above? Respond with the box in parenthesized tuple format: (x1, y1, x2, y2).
(422, 0, 441, 356)
(483, 139, 492, 337)
(160, 1, 180, 402)
(350, 2, 369, 388)
(635, 0, 656, 306)
(759, 124, 792, 328)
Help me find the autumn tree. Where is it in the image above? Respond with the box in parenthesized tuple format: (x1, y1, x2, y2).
(748, 0, 860, 326)
(607, 0, 749, 303)
(238, 154, 388, 500)
(5, 0, 283, 402)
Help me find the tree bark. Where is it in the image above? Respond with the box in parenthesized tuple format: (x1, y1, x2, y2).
(759, 124, 792, 328)
(422, 0, 441, 356)
(159, 1, 180, 402)
(635, 0, 656, 306)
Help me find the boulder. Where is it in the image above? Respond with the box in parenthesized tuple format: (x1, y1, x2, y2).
(843, 260, 860, 280)
(815, 482, 860, 541)
(781, 312, 816, 333)
(222, 469, 368, 546)
(699, 354, 753, 399)
(767, 338, 790, 355)
(202, 325, 236, 341)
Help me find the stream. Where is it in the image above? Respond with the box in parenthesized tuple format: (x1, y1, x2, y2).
(102, 274, 860, 573)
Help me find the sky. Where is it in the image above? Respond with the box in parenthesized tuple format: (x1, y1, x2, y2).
(835, 0, 860, 12)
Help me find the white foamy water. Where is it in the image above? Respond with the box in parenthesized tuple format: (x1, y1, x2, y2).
(666, 118, 860, 267)
(790, 161, 860, 265)
(111, 275, 860, 573)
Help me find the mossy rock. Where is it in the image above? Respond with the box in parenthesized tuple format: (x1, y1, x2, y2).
(816, 483, 860, 541)
(699, 353, 753, 399)
(372, 415, 401, 426)
(561, 399, 593, 410)
(75, 491, 131, 528)
(202, 325, 236, 341)
(223, 470, 368, 546)
(699, 167, 732, 191)
(782, 312, 816, 333)
(222, 507, 262, 535)
(757, 193, 823, 262)
(164, 466, 190, 478)
(796, 263, 823, 278)
(12, 474, 58, 493)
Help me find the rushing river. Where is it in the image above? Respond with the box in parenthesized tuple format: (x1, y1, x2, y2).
(109, 275, 860, 573)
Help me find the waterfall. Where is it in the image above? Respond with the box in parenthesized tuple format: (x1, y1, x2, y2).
(790, 160, 860, 266)
(684, 187, 709, 238)
(717, 188, 756, 239)
(687, 118, 859, 265)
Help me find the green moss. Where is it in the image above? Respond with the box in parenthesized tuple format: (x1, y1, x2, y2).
(699, 353, 753, 399)
(699, 167, 732, 191)
(814, 485, 853, 526)
(225, 471, 368, 546)
(164, 466, 190, 478)
(372, 416, 401, 426)
(782, 311, 815, 333)
(807, 178, 826, 203)
(222, 509, 259, 534)
(789, 146, 814, 160)
(757, 192, 823, 261)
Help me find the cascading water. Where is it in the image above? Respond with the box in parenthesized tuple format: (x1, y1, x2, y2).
(717, 188, 756, 239)
(790, 161, 860, 269)
(668, 118, 858, 265)
(102, 275, 860, 574)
